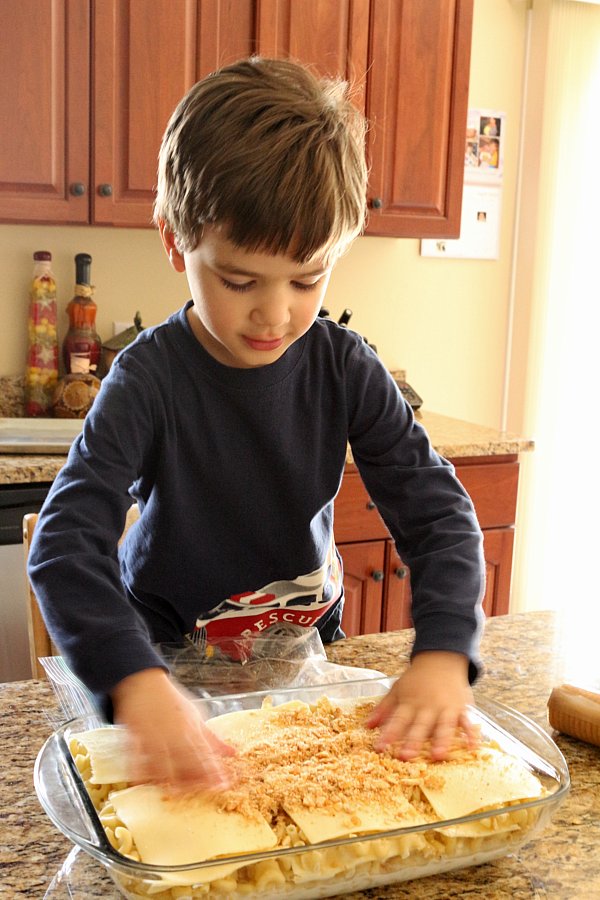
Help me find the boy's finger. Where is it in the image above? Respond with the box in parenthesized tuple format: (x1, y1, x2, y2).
(174, 755, 231, 792)
(386, 710, 437, 760)
(373, 703, 415, 750)
(428, 711, 459, 760)
(204, 728, 237, 757)
(459, 709, 480, 747)
(365, 688, 402, 728)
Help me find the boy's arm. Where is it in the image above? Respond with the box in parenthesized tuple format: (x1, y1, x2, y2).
(27, 353, 168, 709)
(345, 346, 485, 757)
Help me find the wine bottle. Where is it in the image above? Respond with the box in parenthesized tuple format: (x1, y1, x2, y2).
(62, 253, 102, 375)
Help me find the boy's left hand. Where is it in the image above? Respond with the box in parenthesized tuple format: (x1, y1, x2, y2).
(365, 651, 477, 761)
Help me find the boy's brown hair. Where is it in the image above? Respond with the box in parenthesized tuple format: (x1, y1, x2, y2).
(154, 57, 368, 264)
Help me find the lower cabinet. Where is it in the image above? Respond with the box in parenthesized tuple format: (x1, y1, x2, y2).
(338, 541, 386, 638)
(335, 456, 519, 635)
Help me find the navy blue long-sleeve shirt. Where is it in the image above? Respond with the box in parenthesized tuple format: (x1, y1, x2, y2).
(28, 303, 485, 702)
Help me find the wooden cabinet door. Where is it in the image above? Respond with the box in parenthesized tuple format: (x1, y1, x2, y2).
(382, 529, 515, 629)
(365, 0, 473, 237)
(333, 471, 390, 544)
(339, 540, 385, 637)
(454, 460, 519, 529)
(481, 528, 514, 617)
(256, 0, 369, 109)
(92, 0, 254, 226)
(0, 0, 90, 224)
(382, 542, 412, 631)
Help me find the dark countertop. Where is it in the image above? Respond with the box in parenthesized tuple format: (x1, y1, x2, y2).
(2, 610, 598, 899)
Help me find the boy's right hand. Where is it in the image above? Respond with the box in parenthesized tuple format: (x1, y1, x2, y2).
(111, 668, 235, 792)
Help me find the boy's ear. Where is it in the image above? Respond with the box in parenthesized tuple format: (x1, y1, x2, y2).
(158, 221, 186, 273)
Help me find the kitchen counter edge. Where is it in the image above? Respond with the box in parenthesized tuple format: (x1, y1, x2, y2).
(0, 409, 534, 486)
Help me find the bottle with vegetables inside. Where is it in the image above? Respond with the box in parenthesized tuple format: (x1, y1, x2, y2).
(25, 250, 59, 416)
(62, 253, 102, 376)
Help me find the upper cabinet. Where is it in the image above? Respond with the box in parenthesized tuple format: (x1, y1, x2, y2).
(365, 0, 473, 237)
(0, 0, 253, 227)
(0, 0, 90, 225)
(257, 0, 474, 238)
(0, 0, 473, 238)
(92, 0, 254, 226)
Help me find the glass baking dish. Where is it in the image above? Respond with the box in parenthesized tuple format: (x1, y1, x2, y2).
(35, 677, 570, 900)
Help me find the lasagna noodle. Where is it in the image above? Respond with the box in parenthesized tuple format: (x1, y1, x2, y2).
(109, 784, 277, 885)
(283, 795, 429, 844)
(419, 747, 543, 818)
(204, 699, 310, 749)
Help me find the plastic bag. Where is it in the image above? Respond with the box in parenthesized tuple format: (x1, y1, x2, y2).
(41, 624, 385, 721)
(159, 622, 384, 696)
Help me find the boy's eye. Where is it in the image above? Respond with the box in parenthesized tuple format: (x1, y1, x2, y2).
(220, 277, 253, 293)
(292, 280, 321, 292)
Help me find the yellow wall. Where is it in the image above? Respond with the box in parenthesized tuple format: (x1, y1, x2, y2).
(0, 1, 529, 431)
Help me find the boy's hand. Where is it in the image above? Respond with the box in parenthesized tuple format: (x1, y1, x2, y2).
(111, 668, 235, 792)
(365, 651, 477, 761)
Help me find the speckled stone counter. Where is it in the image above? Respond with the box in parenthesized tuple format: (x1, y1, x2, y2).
(345, 410, 534, 466)
(1, 610, 599, 899)
(0, 407, 534, 486)
(0, 453, 66, 485)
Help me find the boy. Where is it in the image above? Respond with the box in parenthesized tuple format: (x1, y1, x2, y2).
(29, 58, 484, 791)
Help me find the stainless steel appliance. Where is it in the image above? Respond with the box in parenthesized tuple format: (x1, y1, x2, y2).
(0, 483, 51, 681)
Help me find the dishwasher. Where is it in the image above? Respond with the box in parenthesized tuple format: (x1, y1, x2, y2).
(0, 483, 52, 681)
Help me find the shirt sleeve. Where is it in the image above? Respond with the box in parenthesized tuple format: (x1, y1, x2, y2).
(345, 344, 485, 681)
(27, 353, 168, 707)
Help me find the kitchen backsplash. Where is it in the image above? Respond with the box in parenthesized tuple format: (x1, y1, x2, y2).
(0, 376, 25, 417)
(2, 371, 408, 422)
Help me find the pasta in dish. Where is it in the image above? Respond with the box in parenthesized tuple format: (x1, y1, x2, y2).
(69, 697, 547, 899)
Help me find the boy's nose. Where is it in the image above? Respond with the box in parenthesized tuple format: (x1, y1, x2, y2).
(251, 293, 291, 329)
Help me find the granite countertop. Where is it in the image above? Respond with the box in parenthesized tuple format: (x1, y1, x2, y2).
(2, 610, 599, 899)
(0, 407, 534, 486)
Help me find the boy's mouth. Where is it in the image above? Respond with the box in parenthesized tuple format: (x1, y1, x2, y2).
(243, 336, 285, 352)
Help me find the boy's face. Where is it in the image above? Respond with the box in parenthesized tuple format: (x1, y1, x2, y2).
(160, 223, 334, 369)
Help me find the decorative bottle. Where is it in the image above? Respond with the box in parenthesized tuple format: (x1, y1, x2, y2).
(25, 250, 59, 416)
(62, 253, 102, 375)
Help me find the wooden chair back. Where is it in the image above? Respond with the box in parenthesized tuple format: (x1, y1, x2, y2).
(22, 505, 140, 680)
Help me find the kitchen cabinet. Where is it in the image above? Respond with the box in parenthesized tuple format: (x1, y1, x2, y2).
(336, 540, 386, 638)
(254, 0, 474, 238)
(0, 0, 473, 238)
(0, 0, 90, 224)
(365, 0, 473, 237)
(334, 455, 520, 636)
(0, 0, 254, 226)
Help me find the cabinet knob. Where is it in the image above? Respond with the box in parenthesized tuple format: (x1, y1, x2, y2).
(372, 569, 384, 582)
(370, 197, 383, 209)
(366, 500, 376, 510)
(394, 567, 408, 580)
(69, 182, 86, 197)
(98, 183, 113, 197)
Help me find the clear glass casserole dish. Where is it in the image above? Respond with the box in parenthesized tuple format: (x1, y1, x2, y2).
(34, 677, 570, 900)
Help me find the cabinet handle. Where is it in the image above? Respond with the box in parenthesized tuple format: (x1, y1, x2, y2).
(394, 567, 408, 580)
(370, 197, 383, 209)
(366, 500, 376, 510)
(372, 570, 384, 582)
(98, 183, 113, 197)
(69, 182, 86, 197)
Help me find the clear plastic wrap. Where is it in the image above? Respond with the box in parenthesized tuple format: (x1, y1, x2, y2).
(40, 624, 385, 721)
(158, 624, 385, 696)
